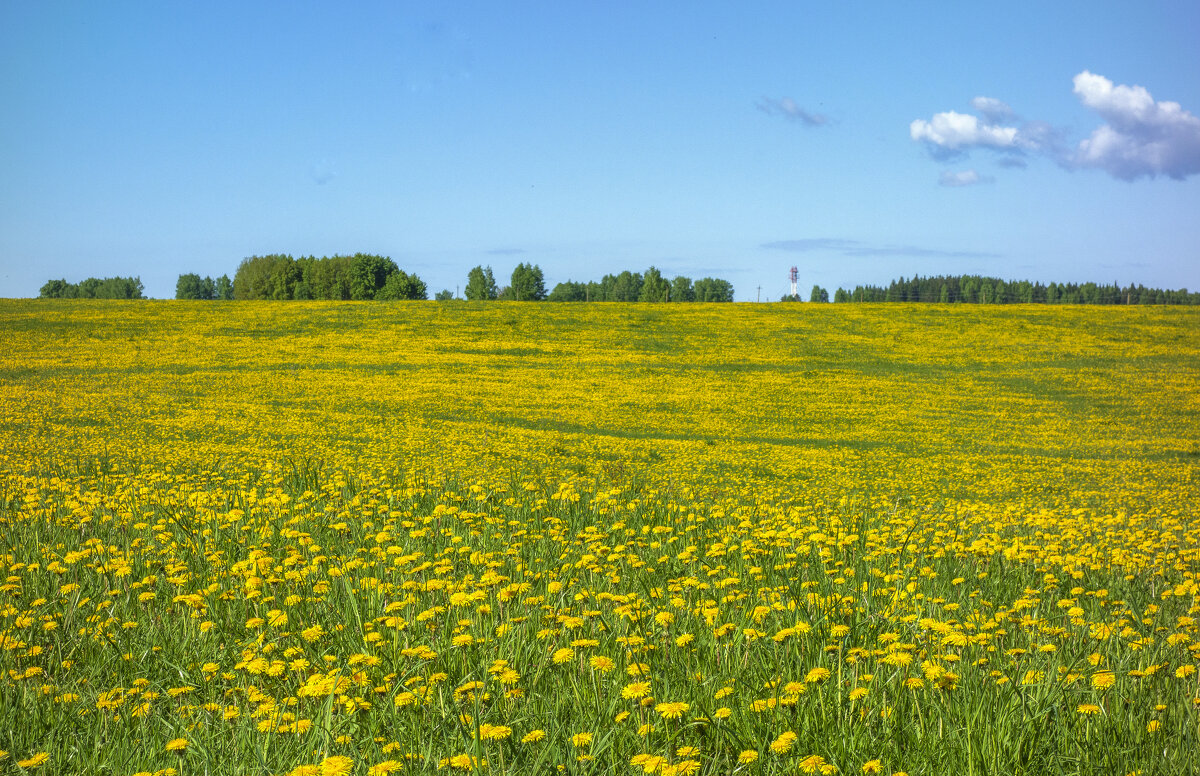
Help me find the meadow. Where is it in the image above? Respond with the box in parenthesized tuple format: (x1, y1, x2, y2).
(1, 300, 1198, 776)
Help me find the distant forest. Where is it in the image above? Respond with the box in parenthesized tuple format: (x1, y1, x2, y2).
(35, 268, 1198, 305)
(39, 277, 144, 299)
(831, 275, 1199, 305)
(230, 254, 427, 300)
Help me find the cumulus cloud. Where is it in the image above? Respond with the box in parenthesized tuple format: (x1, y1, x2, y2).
(756, 96, 829, 126)
(1070, 70, 1200, 180)
(912, 72, 1200, 181)
(910, 110, 1023, 159)
(938, 169, 993, 187)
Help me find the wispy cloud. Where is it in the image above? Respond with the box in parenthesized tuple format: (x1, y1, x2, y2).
(756, 96, 829, 127)
(938, 169, 993, 187)
(762, 239, 998, 259)
(760, 239, 858, 252)
(911, 71, 1200, 181)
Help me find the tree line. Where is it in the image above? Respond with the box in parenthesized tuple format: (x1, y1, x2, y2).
(39, 277, 145, 299)
(229, 254, 428, 300)
(462, 264, 735, 302)
(831, 275, 1199, 305)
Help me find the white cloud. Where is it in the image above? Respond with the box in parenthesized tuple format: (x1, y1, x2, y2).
(910, 111, 1019, 152)
(1071, 71, 1200, 180)
(938, 169, 993, 187)
(970, 96, 1013, 123)
(911, 72, 1200, 182)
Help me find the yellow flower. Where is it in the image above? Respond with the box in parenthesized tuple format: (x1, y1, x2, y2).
(770, 731, 797, 754)
(552, 647, 575, 664)
(1077, 703, 1102, 716)
(806, 667, 832, 684)
(521, 730, 545, 744)
(1091, 672, 1116, 690)
(622, 681, 651, 699)
(164, 738, 188, 753)
(655, 701, 689, 719)
(798, 754, 828, 774)
(17, 752, 50, 769)
(320, 755, 354, 776)
(862, 759, 883, 774)
(738, 750, 759, 764)
(571, 732, 592, 748)
(589, 655, 615, 672)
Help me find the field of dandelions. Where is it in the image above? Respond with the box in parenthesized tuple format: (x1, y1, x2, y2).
(1, 300, 1198, 776)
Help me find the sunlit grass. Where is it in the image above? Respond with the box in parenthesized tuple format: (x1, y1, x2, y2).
(1, 300, 1198, 775)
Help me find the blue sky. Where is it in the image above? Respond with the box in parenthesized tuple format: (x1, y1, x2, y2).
(2, 1, 1198, 300)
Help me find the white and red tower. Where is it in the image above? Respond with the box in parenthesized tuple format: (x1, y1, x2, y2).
(789, 266, 798, 299)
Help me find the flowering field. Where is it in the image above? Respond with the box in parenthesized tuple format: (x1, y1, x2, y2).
(1, 300, 1198, 776)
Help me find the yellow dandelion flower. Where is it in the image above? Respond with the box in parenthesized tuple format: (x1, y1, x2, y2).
(17, 752, 50, 769)
(522, 730, 545, 744)
(655, 701, 689, 719)
(319, 755, 354, 776)
(622, 681, 651, 699)
(739, 750, 760, 764)
(164, 738, 188, 753)
(571, 732, 593, 748)
(770, 731, 797, 754)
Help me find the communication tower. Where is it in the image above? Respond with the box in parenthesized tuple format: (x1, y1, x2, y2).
(789, 266, 798, 299)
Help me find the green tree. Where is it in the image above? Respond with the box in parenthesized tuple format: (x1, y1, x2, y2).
(639, 267, 671, 302)
(693, 277, 734, 302)
(39, 279, 74, 298)
(509, 263, 546, 301)
(670, 276, 694, 302)
(376, 270, 428, 300)
(610, 271, 642, 302)
(548, 281, 588, 301)
(176, 274, 216, 300)
(348, 254, 400, 300)
(215, 275, 234, 300)
(809, 285, 829, 303)
(465, 266, 498, 300)
(435, 289, 455, 301)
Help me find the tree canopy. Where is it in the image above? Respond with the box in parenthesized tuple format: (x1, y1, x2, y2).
(545, 268, 733, 302)
(232, 254, 426, 300)
(833, 275, 1199, 305)
(40, 277, 144, 299)
(176, 273, 233, 300)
